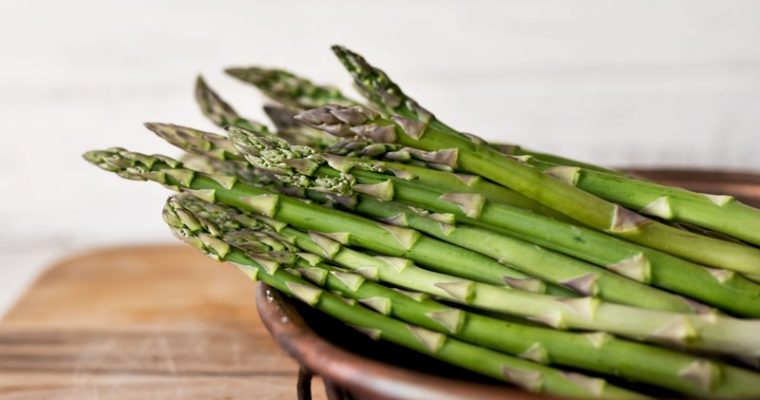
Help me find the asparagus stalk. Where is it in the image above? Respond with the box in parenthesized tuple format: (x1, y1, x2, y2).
(195, 76, 338, 149)
(145, 122, 243, 161)
(231, 127, 697, 313)
(146, 120, 567, 219)
(87, 147, 541, 288)
(84, 147, 760, 356)
(178, 153, 263, 185)
(174, 192, 558, 297)
(153, 121, 760, 316)
(325, 139, 757, 243)
(261, 104, 337, 149)
(521, 156, 760, 246)
(194, 76, 264, 132)
(325, 138, 570, 219)
(296, 102, 760, 276)
(169, 207, 646, 399)
(162, 200, 639, 399)
(225, 60, 614, 176)
(170, 194, 760, 399)
(330, 45, 622, 176)
(309, 266, 760, 399)
(227, 126, 760, 317)
(225, 66, 358, 109)
(194, 77, 618, 222)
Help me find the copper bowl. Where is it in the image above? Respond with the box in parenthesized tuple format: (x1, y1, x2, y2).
(256, 169, 760, 400)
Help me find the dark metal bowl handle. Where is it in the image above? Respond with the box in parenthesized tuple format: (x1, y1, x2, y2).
(298, 366, 313, 400)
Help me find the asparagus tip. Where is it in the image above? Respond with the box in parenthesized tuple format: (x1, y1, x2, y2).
(195, 74, 208, 88)
(224, 66, 246, 78)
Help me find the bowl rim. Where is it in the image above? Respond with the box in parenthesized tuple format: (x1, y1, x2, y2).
(256, 282, 548, 400)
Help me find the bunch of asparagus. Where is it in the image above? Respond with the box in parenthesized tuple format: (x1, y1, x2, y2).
(84, 46, 760, 399)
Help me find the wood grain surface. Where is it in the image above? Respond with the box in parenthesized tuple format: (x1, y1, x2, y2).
(0, 245, 326, 399)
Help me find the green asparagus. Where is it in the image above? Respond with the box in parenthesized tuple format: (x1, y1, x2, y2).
(521, 156, 760, 246)
(163, 198, 641, 399)
(227, 125, 760, 316)
(330, 45, 622, 176)
(170, 193, 760, 399)
(229, 127, 698, 313)
(225, 66, 357, 109)
(195, 76, 264, 132)
(296, 102, 760, 275)
(84, 148, 760, 356)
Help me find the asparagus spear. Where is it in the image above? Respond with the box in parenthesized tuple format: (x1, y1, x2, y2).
(178, 153, 264, 185)
(329, 45, 623, 175)
(195, 76, 338, 149)
(194, 76, 264, 132)
(172, 194, 760, 399)
(87, 146, 540, 288)
(296, 102, 760, 276)
(261, 104, 337, 149)
(224, 61, 614, 176)
(151, 121, 760, 316)
(162, 199, 639, 399)
(326, 139, 759, 243)
(192, 78, 615, 221)
(174, 191, 559, 297)
(230, 127, 697, 313)
(325, 139, 760, 245)
(225, 66, 357, 109)
(83, 147, 760, 355)
(520, 156, 760, 246)
(145, 120, 567, 219)
(227, 125, 760, 316)
(325, 138, 571, 218)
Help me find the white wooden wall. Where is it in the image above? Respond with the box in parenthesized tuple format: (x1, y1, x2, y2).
(2, 0, 760, 314)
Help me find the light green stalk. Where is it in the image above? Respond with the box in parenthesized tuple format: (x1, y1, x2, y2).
(296, 103, 760, 276)
(228, 126, 760, 317)
(230, 128, 696, 313)
(84, 147, 760, 356)
(162, 199, 638, 399)
(170, 194, 760, 399)
(522, 156, 760, 246)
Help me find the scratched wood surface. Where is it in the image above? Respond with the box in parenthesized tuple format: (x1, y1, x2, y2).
(0, 245, 326, 399)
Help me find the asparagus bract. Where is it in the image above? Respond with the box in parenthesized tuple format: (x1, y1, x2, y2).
(83, 148, 760, 356)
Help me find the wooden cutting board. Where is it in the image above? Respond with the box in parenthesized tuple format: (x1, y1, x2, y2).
(0, 245, 326, 399)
